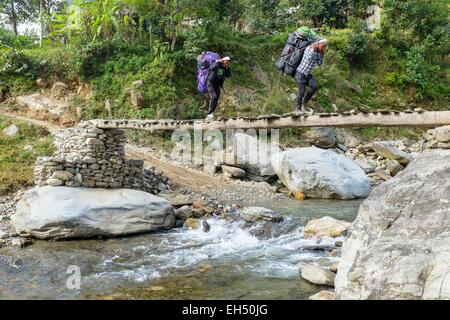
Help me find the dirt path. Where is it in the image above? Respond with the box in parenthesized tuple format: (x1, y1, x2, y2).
(1, 110, 287, 204)
(0, 111, 61, 134)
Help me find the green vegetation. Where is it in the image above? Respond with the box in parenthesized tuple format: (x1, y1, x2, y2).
(0, 115, 54, 195)
(0, 1, 448, 148)
(1, 0, 448, 119)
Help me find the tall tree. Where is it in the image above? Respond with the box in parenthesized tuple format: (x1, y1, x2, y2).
(0, 0, 37, 35)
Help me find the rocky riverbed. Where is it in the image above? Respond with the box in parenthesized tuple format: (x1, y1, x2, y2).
(0, 198, 360, 299)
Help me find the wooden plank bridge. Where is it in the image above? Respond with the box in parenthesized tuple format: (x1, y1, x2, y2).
(93, 110, 450, 132)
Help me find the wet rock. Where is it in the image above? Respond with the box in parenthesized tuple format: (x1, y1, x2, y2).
(3, 124, 20, 137)
(334, 240, 344, 247)
(330, 264, 339, 273)
(240, 206, 283, 223)
(299, 263, 336, 286)
(174, 205, 194, 219)
(304, 216, 352, 239)
(221, 165, 245, 178)
(372, 141, 412, 165)
(309, 290, 336, 300)
(305, 127, 338, 149)
(11, 186, 175, 239)
(174, 219, 184, 228)
(186, 218, 199, 230)
(272, 147, 371, 200)
(202, 220, 211, 232)
(336, 150, 450, 300)
(192, 208, 206, 217)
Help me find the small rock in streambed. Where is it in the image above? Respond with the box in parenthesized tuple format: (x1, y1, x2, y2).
(304, 216, 352, 239)
(308, 290, 336, 300)
(185, 218, 199, 230)
(240, 206, 283, 223)
(202, 221, 211, 233)
(299, 263, 336, 287)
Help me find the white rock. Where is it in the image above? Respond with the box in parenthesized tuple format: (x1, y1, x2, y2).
(11, 186, 175, 239)
(3, 124, 20, 137)
(232, 133, 281, 178)
(304, 216, 352, 238)
(23, 145, 34, 152)
(309, 290, 336, 300)
(335, 150, 450, 300)
(300, 263, 336, 286)
(271, 147, 371, 199)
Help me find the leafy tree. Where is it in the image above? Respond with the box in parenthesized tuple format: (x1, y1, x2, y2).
(0, 0, 37, 36)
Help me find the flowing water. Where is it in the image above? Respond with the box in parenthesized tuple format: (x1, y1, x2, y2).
(0, 199, 361, 300)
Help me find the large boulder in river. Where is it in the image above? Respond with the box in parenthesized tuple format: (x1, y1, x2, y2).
(11, 186, 175, 239)
(335, 150, 450, 300)
(271, 147, 371, 199)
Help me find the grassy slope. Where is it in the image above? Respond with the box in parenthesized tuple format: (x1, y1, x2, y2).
(0, 115, 54, 195)
(1, 30, 446, 151)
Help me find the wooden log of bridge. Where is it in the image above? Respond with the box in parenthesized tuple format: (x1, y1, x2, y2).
(94, 110, 450, 132)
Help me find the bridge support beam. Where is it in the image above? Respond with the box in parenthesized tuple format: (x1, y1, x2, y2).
(93, 111, 450, 132)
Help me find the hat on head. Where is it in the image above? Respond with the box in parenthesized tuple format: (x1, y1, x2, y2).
(222, 56, 231, 61)
(315, 38, 328, 45)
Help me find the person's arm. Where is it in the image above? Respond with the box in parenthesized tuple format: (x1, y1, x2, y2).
(224, 65, 231, 78)
(316, 52, 324, 66)
(207, 61, 219, 83)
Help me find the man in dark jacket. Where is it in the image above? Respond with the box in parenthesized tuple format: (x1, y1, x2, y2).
(206, 56, 231, 120)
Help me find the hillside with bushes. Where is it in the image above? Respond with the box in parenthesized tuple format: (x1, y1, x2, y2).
(0, 0, 448, 122)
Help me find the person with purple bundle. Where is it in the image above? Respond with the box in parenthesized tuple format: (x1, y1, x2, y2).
(196, 52, 231, 120)
(205, 56, 231, 120)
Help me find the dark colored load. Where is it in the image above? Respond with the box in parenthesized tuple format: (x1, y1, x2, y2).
(276, 27, 318, 77)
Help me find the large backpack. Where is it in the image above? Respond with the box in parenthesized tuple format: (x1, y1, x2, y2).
(276, 27, 318, 77)
(197, 51, 220, 95)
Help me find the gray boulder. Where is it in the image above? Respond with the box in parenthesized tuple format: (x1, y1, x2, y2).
(372, 141, 412, 165)
(305, 127, 337, 149)
(240, 206, 283, 223)
(271, 147, 371, 199)
(11, 186, 175, 239)
(335, 150, 450, 300)
(299, 263, 336, 286)
(232, 133, 281, 179)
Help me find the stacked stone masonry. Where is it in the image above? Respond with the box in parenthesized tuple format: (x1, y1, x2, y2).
(34, 121, 170, 194)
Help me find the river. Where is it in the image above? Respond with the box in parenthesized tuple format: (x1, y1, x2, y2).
(0, 199, 361, 300)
